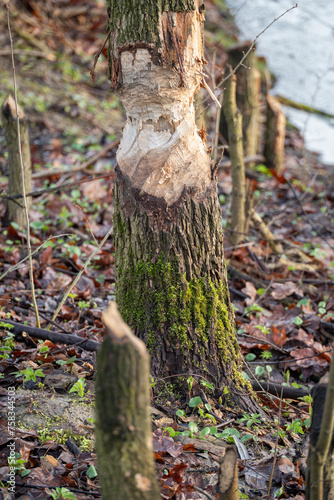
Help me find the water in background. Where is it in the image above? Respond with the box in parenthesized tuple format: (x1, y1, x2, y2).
(225, 0, 334, 165)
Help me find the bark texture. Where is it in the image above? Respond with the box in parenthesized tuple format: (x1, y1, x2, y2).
(218, 446, 239, 500)
(225, 41, 261, 158)
(222, 67, 246, 246)
(306, 373, 334, 500)
(95, 303, 160, 500)
(2, 95, 31, 228)
(264, 93, 286, 175)
(108, 0, 255, 404)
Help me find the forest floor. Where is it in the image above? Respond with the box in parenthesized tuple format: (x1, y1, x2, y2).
(0, 1, 334, 499)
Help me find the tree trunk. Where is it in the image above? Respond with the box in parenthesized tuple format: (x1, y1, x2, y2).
(95, 303, 160, 500)
(306, 372, 334, 499)
(107, 0, 256, 407)
(2, 95, 32, 228)
(222, 67, 246, 246)
(224, 41, 261, 159)
(264, 93, 286, 175)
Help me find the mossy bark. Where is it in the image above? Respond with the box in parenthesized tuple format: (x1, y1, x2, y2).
(114, 174, 256, 408)
(108, 0, 257, 408)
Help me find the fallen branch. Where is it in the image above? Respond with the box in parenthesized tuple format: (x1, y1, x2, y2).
(0, 319, 99, 352)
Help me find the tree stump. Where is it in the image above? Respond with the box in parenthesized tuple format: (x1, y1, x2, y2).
(218, 446, 239, 500)
(95, 302, 160, 500)
(2, 95, 32, 228)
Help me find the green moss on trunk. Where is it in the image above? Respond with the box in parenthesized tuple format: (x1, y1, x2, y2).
(113, 175, 251, 396)
(117, 254, 244, 387)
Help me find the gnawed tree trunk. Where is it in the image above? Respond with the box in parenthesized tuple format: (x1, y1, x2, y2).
(222, 66, 246, 246)
(264, 93, 286, 175)
(108, 0, 256, 408)
(2, 95, 32, 228)
(95, 303, 160, 500)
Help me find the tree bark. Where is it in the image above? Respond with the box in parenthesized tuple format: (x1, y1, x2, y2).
(306, 370, 334, 500)
(107, 0, 256, 407)
(2, 95, 32, 228)
(95, 303, 160, 500)
(264, 93, 286, 175)
(224, 41, 261, 159)
(222, 67, 246, 246)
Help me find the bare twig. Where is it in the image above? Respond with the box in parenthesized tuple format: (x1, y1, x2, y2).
(197, 3, 298, 118)
(6, 3, 40, 327)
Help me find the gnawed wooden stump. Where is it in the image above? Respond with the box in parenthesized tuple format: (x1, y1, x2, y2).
(2, 95, 32, 228)
(95, 302, 160, 500)
(218, 446, 239, 500)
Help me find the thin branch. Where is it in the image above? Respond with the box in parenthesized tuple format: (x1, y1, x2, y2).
(6, 3, 40, 327)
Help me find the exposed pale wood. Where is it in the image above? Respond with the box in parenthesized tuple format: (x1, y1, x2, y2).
(264, 93, 286, 175)
(95, 303, 160, 500)
(218, 446, 239, 500)
(2, 95, 32, 227)
(222, 66, 246, 246)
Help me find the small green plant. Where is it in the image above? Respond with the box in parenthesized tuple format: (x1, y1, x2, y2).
(200, 379, 214, 390)
(56, 356, 77, 372)
(245, 303, 265, 317)
(14, 366, 45, 382)
(8, 453, 30, 477)
(78, 300, 90, 309)
(38, 341, 49, 356)
(318, 301, 327, 316)
(292, 316, 303, 326)
(49, 487, 76, 500)
(187, 376, 194, 398)
(69, 378, 86, 397)
(286, 418, 304, 435)
(238, 413, 262, 429)
(255, 325, 270, 335)
(261, 350, 272, 360)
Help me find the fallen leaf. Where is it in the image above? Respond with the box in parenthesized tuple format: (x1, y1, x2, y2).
(271, 282, 304, 300)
